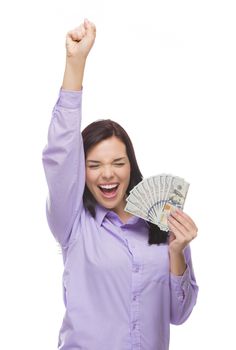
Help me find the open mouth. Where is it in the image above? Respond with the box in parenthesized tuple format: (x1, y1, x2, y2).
(98, 184, 120, 198)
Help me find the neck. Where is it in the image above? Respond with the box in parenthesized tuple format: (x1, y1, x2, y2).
(112, 199, 134, 223)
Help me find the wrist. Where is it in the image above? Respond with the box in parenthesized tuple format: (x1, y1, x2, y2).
(168, 245, 184, 256)
(65, 55, 87, 67)
(62, 57, 86, 91)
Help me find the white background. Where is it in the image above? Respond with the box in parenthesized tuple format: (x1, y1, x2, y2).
(0, 0, 235, 349)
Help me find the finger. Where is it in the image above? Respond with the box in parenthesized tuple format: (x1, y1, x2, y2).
(68, 24, 86, 41)
(168, 231, 176, 243)
(169, 212, 198, 240)
(67, 31, 82, 43)
(174, 208, 196, 227)
(170, 210, 196, 233)
(168, 225, 188, 247)
(168, 215, 187, 236)
(168, 221, 191, 247)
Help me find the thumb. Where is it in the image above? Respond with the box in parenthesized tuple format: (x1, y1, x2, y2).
(168, 231, 175, 244)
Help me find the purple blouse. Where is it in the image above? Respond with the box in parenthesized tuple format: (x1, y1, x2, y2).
(42, 88, 198, 350)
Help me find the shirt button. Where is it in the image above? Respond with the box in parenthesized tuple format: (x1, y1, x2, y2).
(133, 295, 137, 301)
(133, 323, 137, 330)
(133, 266, 139, 273)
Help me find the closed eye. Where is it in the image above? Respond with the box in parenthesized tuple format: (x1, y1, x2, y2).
(88, 165, 99, 168)
(88, 163, 125, 168)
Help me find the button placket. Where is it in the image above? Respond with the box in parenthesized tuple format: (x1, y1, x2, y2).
(120, 227, 142, 349)
(130, 244, 142, 349)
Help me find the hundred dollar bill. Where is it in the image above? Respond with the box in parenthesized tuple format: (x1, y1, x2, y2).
(124, 201, 150, 222)
(159, 174, 167, 209)
(163, 174, 173, 207)
(159, 177, 190, 229)
(125, 191, 149, 218)
(138, 180, 157, 220)
(125, 173, 190, 231)
(128, 184, 152, 218)
(129, 181, 156, 221)
(152, 175, 161, 212)
(158, 202, 176, 231)
(168, 176, 189, 208)
(146, 177, 160, 221)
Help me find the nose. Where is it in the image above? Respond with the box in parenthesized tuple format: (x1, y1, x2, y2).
(101, 165, 114, 180)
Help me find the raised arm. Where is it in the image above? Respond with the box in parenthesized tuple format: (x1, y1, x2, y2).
(42, 19, 96, 248)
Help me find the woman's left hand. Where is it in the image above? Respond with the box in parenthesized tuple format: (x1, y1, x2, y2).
(167, 208, 198, 254)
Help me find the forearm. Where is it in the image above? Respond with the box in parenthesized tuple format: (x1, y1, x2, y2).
(169, 250, 187, 276)
(169, 245, 199, 324)
(62, 56, 86, 91)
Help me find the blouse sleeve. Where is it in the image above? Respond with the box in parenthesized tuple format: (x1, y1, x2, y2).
(169, 244, 199, 325)
(42, 88, 85, 248)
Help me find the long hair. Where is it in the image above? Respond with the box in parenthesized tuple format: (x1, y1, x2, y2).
(81, 119, 168, 245)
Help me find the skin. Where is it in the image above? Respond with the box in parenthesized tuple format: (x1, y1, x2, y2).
(85, 135, 134, 223)
(168, 209, 198, 275)
(62, 18, 96, 91)
(61, 18, 198, 275)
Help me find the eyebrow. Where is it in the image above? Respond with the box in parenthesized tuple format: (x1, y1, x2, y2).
(86, 157, 126, 164)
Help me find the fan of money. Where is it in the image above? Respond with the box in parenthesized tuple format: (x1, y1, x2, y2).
(124, 174, 190, 231)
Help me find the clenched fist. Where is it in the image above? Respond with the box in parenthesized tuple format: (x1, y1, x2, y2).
(65, 18, 96, 60)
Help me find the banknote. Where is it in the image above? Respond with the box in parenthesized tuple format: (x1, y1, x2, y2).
(152, 175, 161, 212)
(124, 201, 150, 221)
(125, 174, 190, 231)
(125, 191, 149, 218)
(129, 181, 156, 221)
(146, 177, 160, 220)
(158, 177, 189, 229)
(167, 176, 189, 208)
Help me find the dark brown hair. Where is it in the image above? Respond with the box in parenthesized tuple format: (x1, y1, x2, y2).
(82, 119, 168, 245)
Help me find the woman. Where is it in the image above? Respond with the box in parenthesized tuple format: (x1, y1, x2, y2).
(42, 18, 198, 350)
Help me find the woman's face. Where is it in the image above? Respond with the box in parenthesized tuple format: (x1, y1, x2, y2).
(85, 136, 131, 214)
